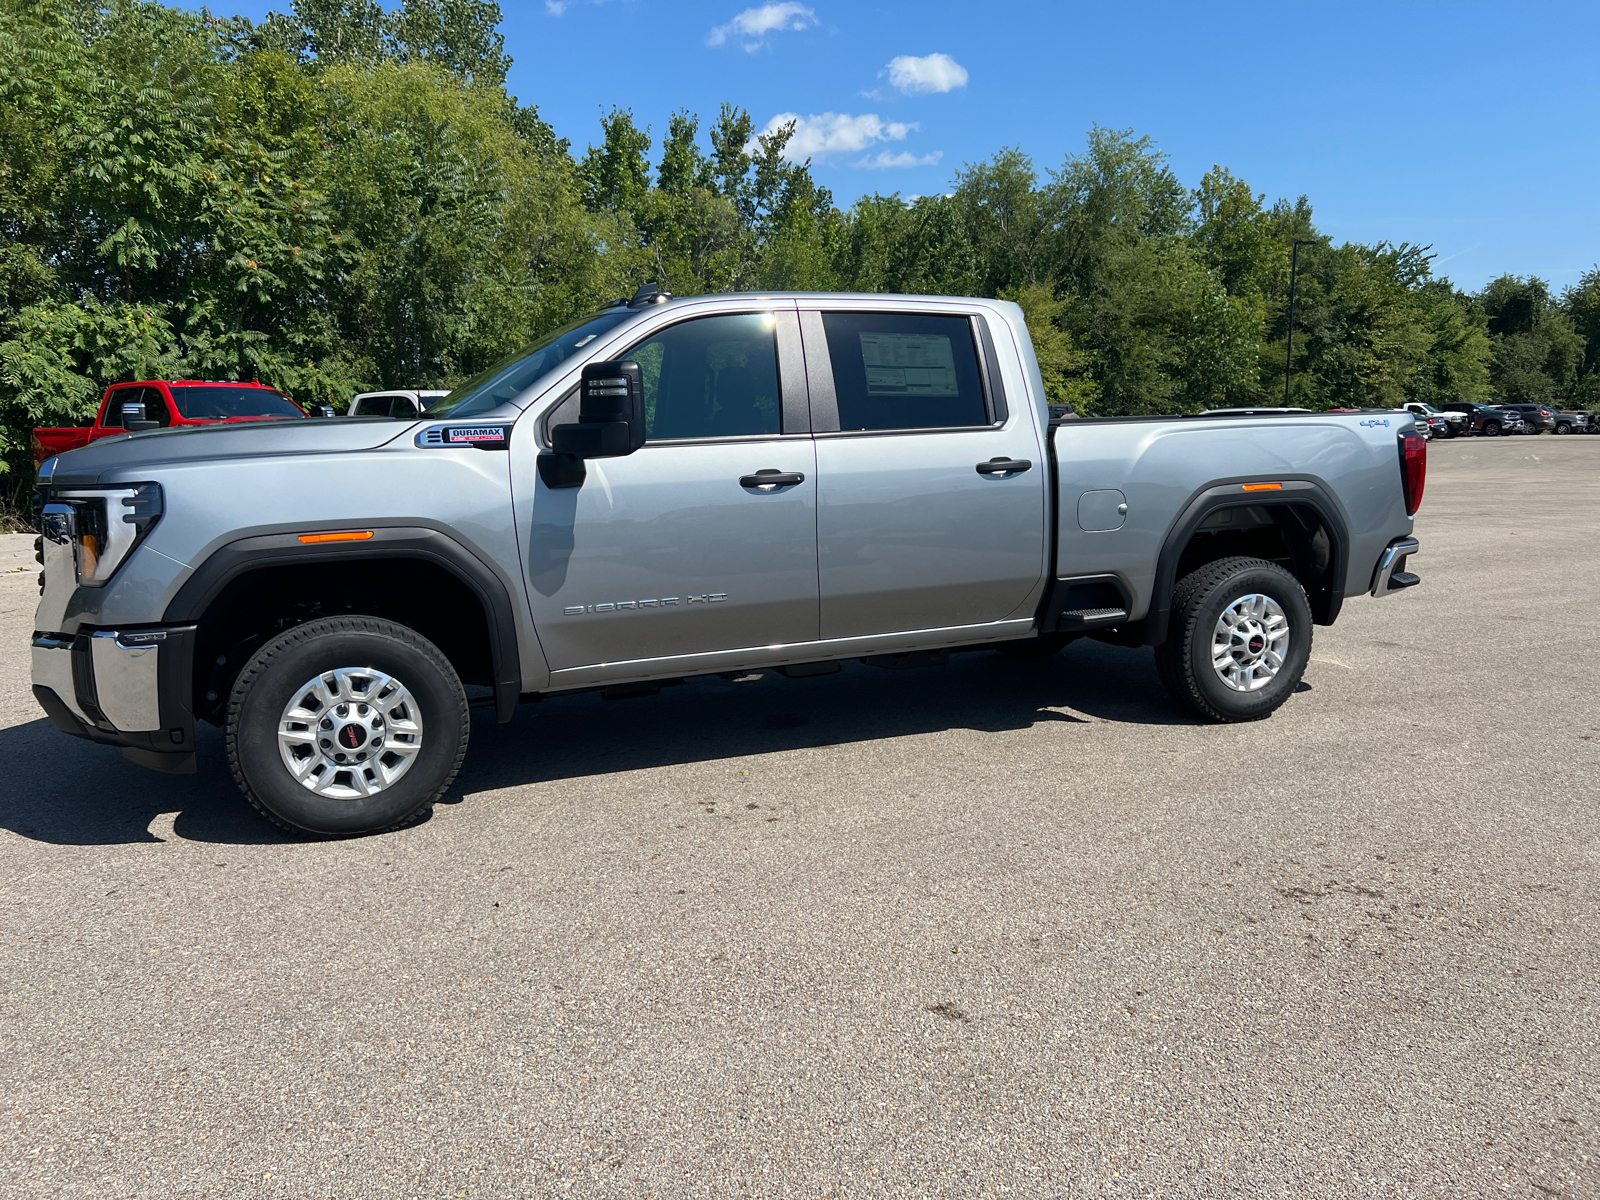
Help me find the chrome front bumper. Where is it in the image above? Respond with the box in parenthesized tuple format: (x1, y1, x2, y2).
(1370, 536, 1421, 598)
(32, 631, 162, 731)
(31, 627, 196, 772)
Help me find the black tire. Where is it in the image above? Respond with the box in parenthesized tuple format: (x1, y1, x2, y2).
(996, 633, 1077, 660)
(225, 616, 470, 836)
(1555, 422, 1571, 435)
(1153, 556, 1313, 723)
(1484, 420, 1501, 437)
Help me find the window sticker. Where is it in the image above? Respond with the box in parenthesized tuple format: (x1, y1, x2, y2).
(859, 333, 959, 397)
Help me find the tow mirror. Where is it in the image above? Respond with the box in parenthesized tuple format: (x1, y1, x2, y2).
(315, 405, 336, 418)
(540, 360, 646, 488)
(551, 361, 646, 459)
(120, 400, 159, 432)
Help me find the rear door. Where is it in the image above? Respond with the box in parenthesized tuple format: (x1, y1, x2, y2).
(518, 306, 820, 676)
(804, 306, 1047, 640)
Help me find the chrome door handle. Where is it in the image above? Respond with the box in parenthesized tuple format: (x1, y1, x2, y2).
(976, 457, 1032, 475)
(740, 469, 806, 489)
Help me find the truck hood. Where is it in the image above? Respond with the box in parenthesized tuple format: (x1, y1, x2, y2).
(42, 418, 415, 486)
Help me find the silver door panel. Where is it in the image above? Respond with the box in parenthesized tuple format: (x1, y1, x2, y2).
(519, 439, 819, 671)
(814, 429, 1047, 639)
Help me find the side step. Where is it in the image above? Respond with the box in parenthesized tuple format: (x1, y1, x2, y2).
(1057, 606, 1128, 629)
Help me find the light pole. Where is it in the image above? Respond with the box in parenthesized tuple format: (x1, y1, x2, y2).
(1284, 239, 1316, 407)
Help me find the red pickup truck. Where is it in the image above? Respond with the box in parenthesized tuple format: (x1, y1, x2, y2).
(32, 379, 309, 465)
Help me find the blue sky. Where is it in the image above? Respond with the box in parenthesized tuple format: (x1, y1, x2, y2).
(233, 0, 1599, 293)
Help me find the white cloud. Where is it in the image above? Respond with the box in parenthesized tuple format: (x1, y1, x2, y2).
(708, 3, 816, 51)
(754, 111, 916, 162)
(855, 149, 944, 170)
(885, 52, 969, 95)
(545, 0, 568, 12)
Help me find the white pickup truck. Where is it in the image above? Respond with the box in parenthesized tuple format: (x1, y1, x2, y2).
(32, 288, 1424, 836)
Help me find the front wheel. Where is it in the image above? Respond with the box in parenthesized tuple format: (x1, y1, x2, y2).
(1484, 420, 1501, 437)
(1154, 557, 1312, 723)
(225, 616, 470, 836)
(1555, 423, 1571, 435)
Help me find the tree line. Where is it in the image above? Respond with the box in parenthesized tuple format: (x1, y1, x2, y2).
(2, 0, 1598, 508)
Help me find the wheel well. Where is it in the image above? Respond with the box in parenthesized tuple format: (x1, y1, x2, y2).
(1172, 502, 1339, 623)
(191, 558, 494, 725)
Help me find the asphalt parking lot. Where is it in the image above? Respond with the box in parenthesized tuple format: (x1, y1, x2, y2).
(1, 436, 1596, 1199)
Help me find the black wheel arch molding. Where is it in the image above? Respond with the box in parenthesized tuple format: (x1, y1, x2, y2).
(1142, 476, 1352, 648)
(163, 523, 527, 722)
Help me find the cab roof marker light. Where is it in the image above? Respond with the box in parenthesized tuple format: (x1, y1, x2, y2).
(1241, 482, 1283, 492)
(298, 530, 375, 544)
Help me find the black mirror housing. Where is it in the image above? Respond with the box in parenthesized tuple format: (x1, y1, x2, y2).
(120, 400, 159, 432)
(550, 360, 646, 459)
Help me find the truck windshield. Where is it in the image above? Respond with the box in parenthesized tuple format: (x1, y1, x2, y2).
(172, 386, 305, 419)
(425, 309, 637, 419)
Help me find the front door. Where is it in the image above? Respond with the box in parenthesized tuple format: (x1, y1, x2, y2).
(808, 309, 1046, 640)
(519, 310, 819, 675)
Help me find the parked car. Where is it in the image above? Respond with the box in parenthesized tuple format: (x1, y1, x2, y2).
(348, 389, 450, 418)
(1401, 401, 1467, 437)
(32, 288, 1424, 835)
(1554, 411, 1590, 435)
(1437, 402, 1525, 436)
(1494, 403, 1558, 433)
(32, 380, 311, 465)
(1405, 411, 1450, 439)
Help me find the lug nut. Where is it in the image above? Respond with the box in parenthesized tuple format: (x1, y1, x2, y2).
(320, 738, 331, 749)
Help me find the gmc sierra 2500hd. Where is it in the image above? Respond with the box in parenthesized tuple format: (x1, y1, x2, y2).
(31, 288, 1425, 836)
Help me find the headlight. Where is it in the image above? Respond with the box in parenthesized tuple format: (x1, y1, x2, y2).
(41, 483, 163, 587)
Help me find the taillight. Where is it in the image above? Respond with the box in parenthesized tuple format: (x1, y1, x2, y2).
(1398, 429, 1426, 515)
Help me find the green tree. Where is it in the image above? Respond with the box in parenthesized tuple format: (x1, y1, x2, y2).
(1477, 274, 1584, 405)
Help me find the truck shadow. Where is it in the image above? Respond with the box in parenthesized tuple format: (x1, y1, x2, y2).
(0, 639, 1188, 846)
(457, 638, 1192, 793)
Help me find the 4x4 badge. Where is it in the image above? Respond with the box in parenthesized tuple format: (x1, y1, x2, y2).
(563, 594, 728, 616)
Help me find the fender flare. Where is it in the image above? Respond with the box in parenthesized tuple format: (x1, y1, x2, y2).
(164, 525, 522, 722)
(1143, 478, 1350, 647)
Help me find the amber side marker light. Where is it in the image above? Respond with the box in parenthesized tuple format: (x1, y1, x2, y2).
(1241, 482, 1283, 492)
(298, 530, 375, 544)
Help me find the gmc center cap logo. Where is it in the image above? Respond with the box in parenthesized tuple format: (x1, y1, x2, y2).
(337, 724, 366, 750)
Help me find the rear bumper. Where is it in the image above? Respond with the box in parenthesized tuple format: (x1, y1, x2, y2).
(31, 626, 197, 773)
(1370, 536, 1421, 598)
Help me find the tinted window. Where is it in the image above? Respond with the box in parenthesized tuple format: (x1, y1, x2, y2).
(100, 388, 139, 429)
(822, 312, 988, 431)
(427, 309, 636, 419)
(357, 394, 406, 418)
(629, 313, 781, 441)
(171, 386, 305, 419)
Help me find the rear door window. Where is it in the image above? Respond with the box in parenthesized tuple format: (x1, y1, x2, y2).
(820, 313, 989, 432)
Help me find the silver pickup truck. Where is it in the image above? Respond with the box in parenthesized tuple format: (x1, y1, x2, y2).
(31, 289, 1425, 836)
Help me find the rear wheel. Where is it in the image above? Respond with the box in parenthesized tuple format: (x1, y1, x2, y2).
(225, 616, 470, 836)
(1154, 557, 1312, 723)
